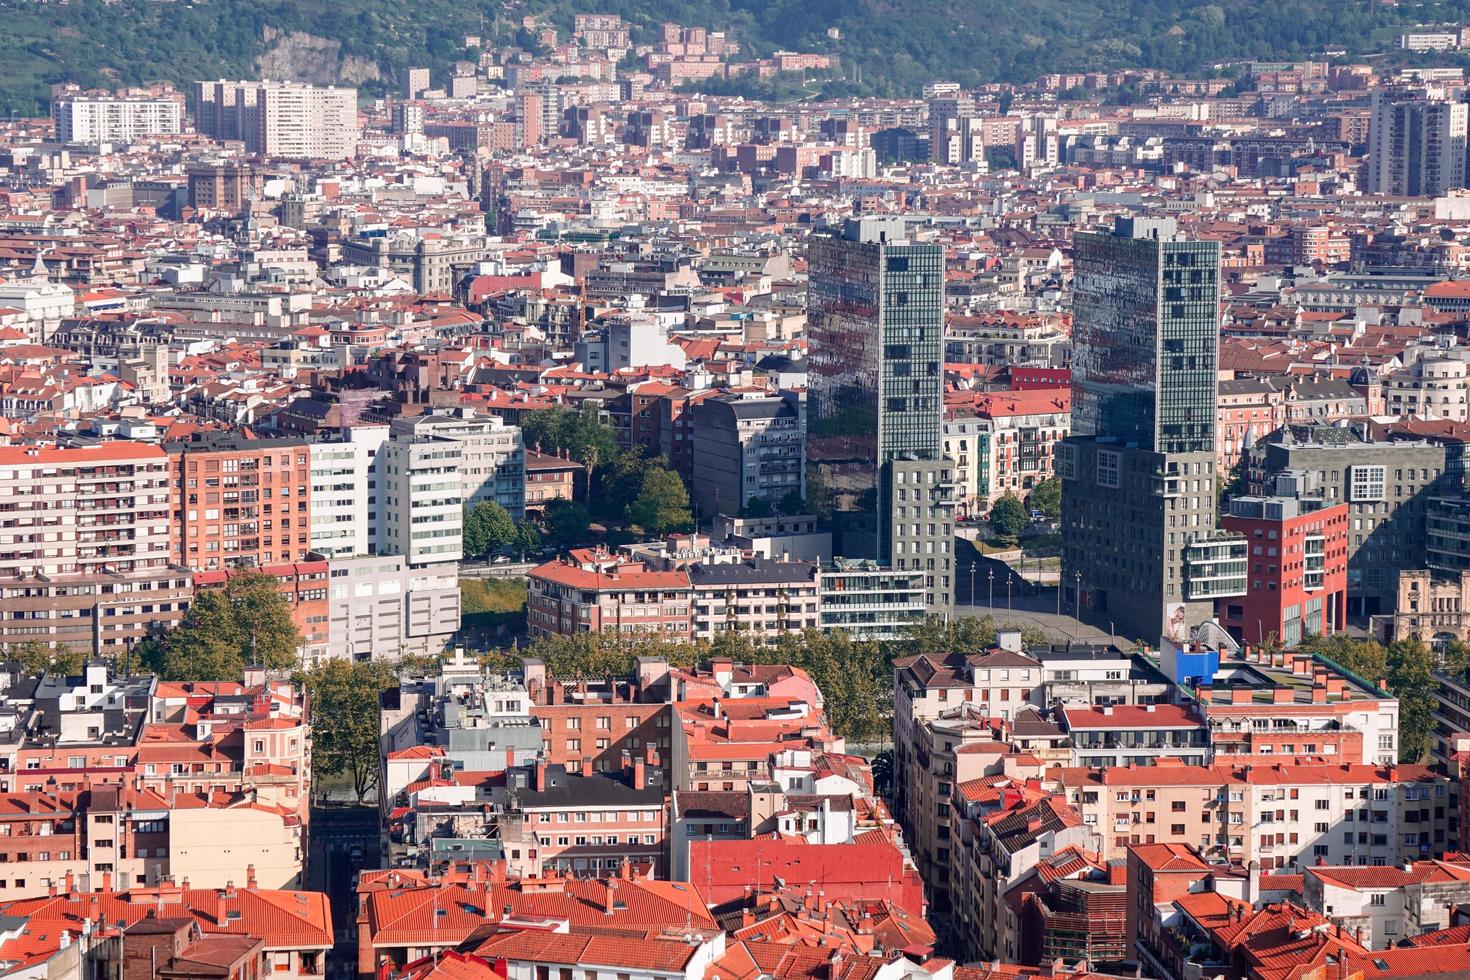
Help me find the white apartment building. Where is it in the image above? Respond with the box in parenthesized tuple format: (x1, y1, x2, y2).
(390, 410, 525, 520)
(326, 554, 459, 661)
(52, 91, 183, 144)
(1385, 355, 1470, 421)
(308, 426, 389, 559)
(194, 80, 359, 160)
(0, 443, 171, 578)
(378, 432, 463, 567)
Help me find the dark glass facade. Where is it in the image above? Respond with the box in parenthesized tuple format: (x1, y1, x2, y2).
(808, 219, 943, 561)
(1072, 221, 1220, 455)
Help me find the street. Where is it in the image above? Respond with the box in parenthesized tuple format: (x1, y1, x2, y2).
(955, 540, 1123, 646)
(308, 807, 382, 980)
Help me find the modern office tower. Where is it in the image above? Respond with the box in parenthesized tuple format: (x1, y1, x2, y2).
(1367, 91, 1469, 197)
(1060, 216, 1242, 643)
(807, 216, 954, 612)
(193, 80, 359, 160)
(52, 90, 183, 144)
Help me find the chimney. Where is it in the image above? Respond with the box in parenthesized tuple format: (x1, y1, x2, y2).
(64, 871, 74, 896)
(581, 755, 594, 778)
(1311, 684, 1327, 704)
(1272, 687, 1294, 704)
(225, 881, 237, 899)
(246, 865, 256, 888)
(1231, 687, 1252, 704)
(102, 870, 112, 892)
(634, 757, 647, 790)
(536, 761, 548, 791)
(603, 879, 617, 915)
(645, 742, 658, 766)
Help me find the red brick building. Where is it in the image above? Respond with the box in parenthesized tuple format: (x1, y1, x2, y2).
(165, 433, 312, 571)
(1218, 492, 1348, 646)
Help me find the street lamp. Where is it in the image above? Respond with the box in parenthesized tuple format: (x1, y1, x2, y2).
(970, 561, 977, 607)
(988, 568, 995, 610)
(1074, 570, 1082, 622)
(1007, 571, 1012, 613)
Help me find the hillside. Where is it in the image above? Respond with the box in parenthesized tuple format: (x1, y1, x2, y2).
(5, 0, 1470, 114)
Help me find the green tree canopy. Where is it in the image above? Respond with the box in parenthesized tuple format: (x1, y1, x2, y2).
(523, 404, 619, 481)
(990, 493, 1028, 541)
(778, 490, 808, 516)
(299, 659, 397, 804)
(464, 500, 516, 558)
(1027, 477, 1061, 520)
(629, 468, 693, 536)
(544, 499, 592, 547)
(7, 640, 85, 677)
(159, 571, 301, 680)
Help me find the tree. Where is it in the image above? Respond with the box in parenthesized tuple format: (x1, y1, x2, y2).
(159, 572, 301, 680)
(1027, 477, 1061, 521)
(598, 450, 654, 522)
(1388, 637, 1437, 764)
(871, 749, 894, 799)
(778, 490, 808, 516)
(8, 640, 84, 676)
(464, 500, 516, 558)
(741, 496, 773, 519)
(463, 505, 489, 559)
(299, 659, 396, 804)
(629, 468, 693, 536)
(990, 493, 1028, 541)
(512, 520, 542, 560)
(523, 404, 620, 492)
(544, 499, 592, 547)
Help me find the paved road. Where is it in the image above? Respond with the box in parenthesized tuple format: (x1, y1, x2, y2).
(954, 540, 1125, 646)
(308, 807, 381, 980)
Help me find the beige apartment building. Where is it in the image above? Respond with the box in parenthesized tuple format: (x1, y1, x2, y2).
(194, 80, 359, 159)
(1053, 760, 1449, 869)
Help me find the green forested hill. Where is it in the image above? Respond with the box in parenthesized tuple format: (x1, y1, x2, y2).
(3, 0, 1470, 114)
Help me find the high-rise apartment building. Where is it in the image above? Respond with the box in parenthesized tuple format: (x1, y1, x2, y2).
(807, 217, 954, 611)
(1060, 216, 1241, 642)
(193, 80, 359, 160)
(165, 433, 313, 570)
(0, 443, 192, 656)
(389, 409, 526, 521)
(307, 426, 389, 560)
(378, 430, 463, 568)
(52, 89, 183, 144)
(403, 67, 432, 100)
(690, 391, 805, 517)
(1367, 91, 1469, 197)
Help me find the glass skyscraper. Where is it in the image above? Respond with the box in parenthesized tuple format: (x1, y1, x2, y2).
(1060, 216, 1239, 643)
(807, 217, 953, 611)
(1071, 215, 1220, 454)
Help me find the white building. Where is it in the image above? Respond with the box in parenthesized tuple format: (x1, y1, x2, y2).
(325, 554, 459, 661)
(52, 91, 183, 144)
(194, 80, 359, 160)
(391, 409, 525, 520)
(308, 426, 389, 559)
(0, 257, 76, 340)
(1385, 354, 1470, 420)
(378, 430, 463, 567)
